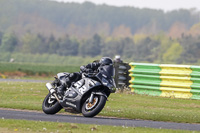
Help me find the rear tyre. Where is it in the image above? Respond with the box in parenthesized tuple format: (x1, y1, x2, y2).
(81, 94, 106, 117)
(42, 93, 62, 114)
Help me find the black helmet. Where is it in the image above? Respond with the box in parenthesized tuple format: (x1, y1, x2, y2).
(100, 57, 113, 65)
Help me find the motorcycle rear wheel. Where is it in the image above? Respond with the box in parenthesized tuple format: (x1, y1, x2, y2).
(81, 94, 106, 117)
(42, 93, 62, 114)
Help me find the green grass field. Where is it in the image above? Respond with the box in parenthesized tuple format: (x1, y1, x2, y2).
(1, 119, 197, 133)
(1, 81, 200, 123)
(0, 62, 80, 77)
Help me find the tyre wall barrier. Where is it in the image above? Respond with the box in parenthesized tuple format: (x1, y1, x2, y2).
(114, 62, 130, 89)
(128, 62, 200, 99)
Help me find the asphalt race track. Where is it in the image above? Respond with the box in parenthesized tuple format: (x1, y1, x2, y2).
(0, 109, 200, 131)
(1, 79, 200, 131)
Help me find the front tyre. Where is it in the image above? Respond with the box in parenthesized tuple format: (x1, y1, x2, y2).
(42, 93, 62, 114)
(81, 94, 107, 117)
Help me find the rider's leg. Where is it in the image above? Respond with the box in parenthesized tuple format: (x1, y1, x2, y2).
(57, 72, 81, 96)
(57, 75, 71, 96)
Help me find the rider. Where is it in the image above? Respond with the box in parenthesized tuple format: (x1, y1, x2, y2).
(57, 57, 113, 96)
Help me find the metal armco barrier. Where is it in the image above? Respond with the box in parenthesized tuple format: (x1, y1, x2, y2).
(128, 62, 200, 100)
(114, 62, 130, 89)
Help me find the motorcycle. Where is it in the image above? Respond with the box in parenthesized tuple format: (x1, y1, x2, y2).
(42, 64, 116, 117)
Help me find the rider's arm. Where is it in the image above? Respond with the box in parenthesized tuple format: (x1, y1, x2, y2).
(87, 62, 100, 71)
(80, 62, 100, 73)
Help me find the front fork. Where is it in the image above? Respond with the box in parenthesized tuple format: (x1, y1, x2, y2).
(88, 91, 108, 103)
(89, 93, 94, 103)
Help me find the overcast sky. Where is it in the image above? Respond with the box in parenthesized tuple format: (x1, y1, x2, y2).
(54, 0, 200, 12)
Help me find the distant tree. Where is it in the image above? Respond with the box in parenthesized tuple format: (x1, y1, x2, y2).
(93, 34, 101, 49)
(21, 33, 47, 54)
(152, 34, 173, 62)
(189, 22, 200, 36)
(134, 37, 160, 62)
(133, 34, 147, 44)
(0, 32, 18, 52)
(95, 22, 110, 37)
(162, 42, 183, 63)
(48, 34, 59, 54)
(21, 33, 33, 53)
(136, 20, 161, 35)
(168, 22, 187, 39)
(112, 25, 132, 38)
(179, 35, 200, 63)
(80, 34, 101, 56)
(101, 41, 120, 57)
(36, 33, 48, 54)
(121, 37, 136, 58)
(57, 35, 79, 56)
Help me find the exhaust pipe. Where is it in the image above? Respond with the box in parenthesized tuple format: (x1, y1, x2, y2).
(46, 83, 56, 94)
(46, 83, 60, 102)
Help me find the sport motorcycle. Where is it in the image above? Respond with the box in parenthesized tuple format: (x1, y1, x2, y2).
(42, 64, 116, 117)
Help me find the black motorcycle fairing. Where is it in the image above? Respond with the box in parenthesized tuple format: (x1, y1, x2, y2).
(101, 64, 115, 78)
(59, 87, 82, 112)
(59, 77, 102, 112)
(96, 65, 116, 93)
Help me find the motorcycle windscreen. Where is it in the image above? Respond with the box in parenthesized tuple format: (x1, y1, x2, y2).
(102, 65, 115, 77)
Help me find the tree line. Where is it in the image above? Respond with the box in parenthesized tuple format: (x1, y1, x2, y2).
(0, 0, 199, 38)
(0, 0, 200, 65)
(1, 31, 200, 65)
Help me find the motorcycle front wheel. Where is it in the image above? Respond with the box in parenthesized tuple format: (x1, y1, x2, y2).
(81, 94, 107, 117)
(42, 93, 62, 114)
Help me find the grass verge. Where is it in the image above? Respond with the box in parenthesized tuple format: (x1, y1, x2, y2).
(0, 62, 79, 78)
(1, 82, 200, 123)
(0, 119, 198, 133)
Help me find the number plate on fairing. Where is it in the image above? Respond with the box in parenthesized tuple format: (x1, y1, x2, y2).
(73, 78, 100, 94)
